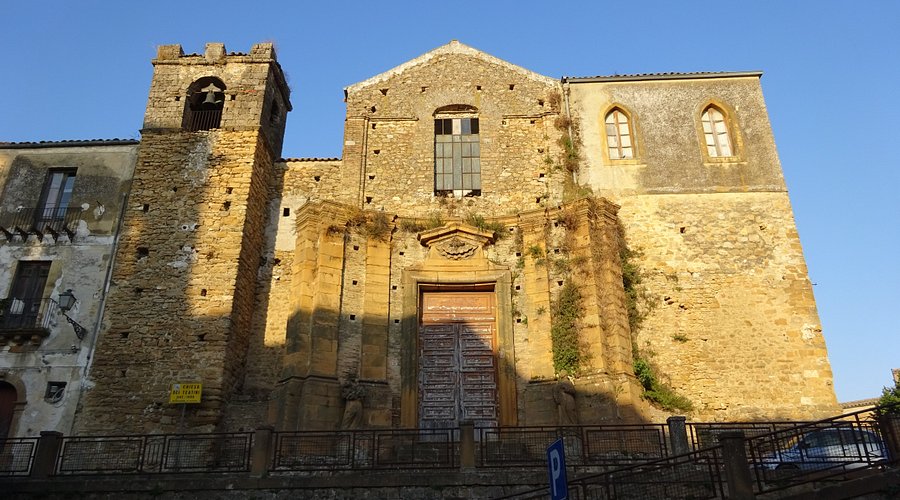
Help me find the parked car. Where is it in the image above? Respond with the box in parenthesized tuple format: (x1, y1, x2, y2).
(759, 427, 886, 471)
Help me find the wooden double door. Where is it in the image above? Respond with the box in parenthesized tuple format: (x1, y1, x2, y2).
(419, 291, 499, 429)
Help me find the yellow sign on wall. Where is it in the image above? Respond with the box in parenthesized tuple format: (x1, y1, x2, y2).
(169, 383, 202, 404)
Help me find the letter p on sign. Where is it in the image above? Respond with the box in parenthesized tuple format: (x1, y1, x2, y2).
(547, 438, 568, 500)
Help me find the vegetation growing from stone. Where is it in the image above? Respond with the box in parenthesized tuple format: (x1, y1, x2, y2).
(551, 282, 584, 375)
(620, 243, 648, 333)
(633, 355, 694, 412)
(526, 245, 547, 267)
(399, 219, 425, 233)
(334, 208, 392, 241)
(618, 218, 693, 412)
(464, 213, 507, 240)
(426, 213, 444, 229)
(554, 115, 581, 173)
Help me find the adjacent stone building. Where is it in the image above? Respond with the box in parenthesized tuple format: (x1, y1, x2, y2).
(0, 40, 838, 438)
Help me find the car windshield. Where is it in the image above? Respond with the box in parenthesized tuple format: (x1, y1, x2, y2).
(803, 431, 842, 447)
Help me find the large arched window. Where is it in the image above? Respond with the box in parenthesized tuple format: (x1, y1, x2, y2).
(183, 77, 226, 131)
(700, 105, 733, 157)
(604, 108, 634, 160)
(434, 105, 480, 196)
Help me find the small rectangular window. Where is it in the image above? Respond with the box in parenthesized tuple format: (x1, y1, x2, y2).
(45, 381, 66, 402)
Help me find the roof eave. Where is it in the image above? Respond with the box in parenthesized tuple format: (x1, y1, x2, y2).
(0, 139, 140, 150)
(563, 71, 763, 84)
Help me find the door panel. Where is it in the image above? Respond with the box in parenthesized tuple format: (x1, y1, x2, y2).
(419, 292, 498, 429)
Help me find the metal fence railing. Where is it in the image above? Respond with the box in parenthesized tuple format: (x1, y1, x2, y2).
(55, 432, 252, 475)
(687, 421, 813, 452)
(273, 427, 459, 471)
(495, 404, 900, 499)
(496, 446, 727, 500)
(477, 424, 669, 468)
(0, 206, 81, 240)
(746, 409, 899, 495)
(3, 404, 897, 494)
(0, 296, 57, 333)
(0, 438, 39, 476)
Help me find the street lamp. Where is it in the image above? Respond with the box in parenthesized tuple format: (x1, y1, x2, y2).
(58, 289, 88, 340)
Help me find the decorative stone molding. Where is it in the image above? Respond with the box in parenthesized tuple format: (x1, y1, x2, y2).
(418, 222, 494, 264)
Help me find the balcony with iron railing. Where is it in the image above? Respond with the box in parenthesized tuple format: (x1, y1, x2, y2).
(0, 297, 57, 346)
(0, 207, 81, 242)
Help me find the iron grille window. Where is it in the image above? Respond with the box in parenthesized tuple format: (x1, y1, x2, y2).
(701, 105, 733, 157)
(434, 117, 480, 196)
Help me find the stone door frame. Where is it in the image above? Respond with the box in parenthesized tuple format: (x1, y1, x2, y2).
(400, 269, 516, 428)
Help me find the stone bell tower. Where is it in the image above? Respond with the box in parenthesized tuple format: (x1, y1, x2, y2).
(76, 43, 291, 433)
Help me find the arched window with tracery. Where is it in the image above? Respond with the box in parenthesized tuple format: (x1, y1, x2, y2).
(183, 77, 226, 131)
(604, 108, 634, 160)
(434, 105, 480, 196)
(701, 105, 734, 157)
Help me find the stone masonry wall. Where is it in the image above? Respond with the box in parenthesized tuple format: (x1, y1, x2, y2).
(620, 192, 838, 420)
(341, 43, 568, 216)
(76, 129, 274, 433)
(569, 74, 839, 420)
(239, 159, 342, 399)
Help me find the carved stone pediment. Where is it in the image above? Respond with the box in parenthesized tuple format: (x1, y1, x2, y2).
(418, 223, 495, 263)
(435, 236, 478, 260)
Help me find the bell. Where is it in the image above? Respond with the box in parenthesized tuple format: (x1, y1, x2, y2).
(202, 90, 220, 106)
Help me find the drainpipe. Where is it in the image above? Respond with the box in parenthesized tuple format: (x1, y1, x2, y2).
(562, 79, 576, 185)
(359, 117, 370, 208)
(77, 191, 129, 384)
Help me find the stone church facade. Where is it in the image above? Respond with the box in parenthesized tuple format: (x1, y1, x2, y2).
(0, 41, 838, 437)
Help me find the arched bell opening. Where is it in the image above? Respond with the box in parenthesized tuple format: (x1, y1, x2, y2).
(182, 77, 226, 131)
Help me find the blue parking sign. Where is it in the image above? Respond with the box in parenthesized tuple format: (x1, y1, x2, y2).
(547, 438, 568, 500)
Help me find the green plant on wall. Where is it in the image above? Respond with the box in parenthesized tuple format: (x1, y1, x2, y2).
(551, 282, 584, 375)
(554, 115, 580, 174)
(632, 352, 693, 412)
(464, 213, 507, 240)
(618, 218, 693, 412)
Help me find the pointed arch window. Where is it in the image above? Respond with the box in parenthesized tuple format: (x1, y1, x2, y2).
(183, 77, 226, 131)
(604, 108, 634, 160)
(701, 105, 733, 157)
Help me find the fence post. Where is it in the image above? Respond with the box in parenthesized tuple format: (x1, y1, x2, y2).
(250, 426, 274, 477)
(459, 421, 475, 469)
(667, 415, 690, 455)
(31, 431, 63, 478)
(719, 431, 755, 500)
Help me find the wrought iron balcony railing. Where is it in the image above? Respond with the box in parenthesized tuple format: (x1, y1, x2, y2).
(0, 206, 81, 241)
(0, 296, 57, 345)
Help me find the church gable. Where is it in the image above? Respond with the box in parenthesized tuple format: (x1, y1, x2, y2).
(344, 40, 559, 120)
(346, 40, 557, 93)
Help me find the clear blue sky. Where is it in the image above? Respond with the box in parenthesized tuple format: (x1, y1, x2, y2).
(2, 1, 897, 402)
